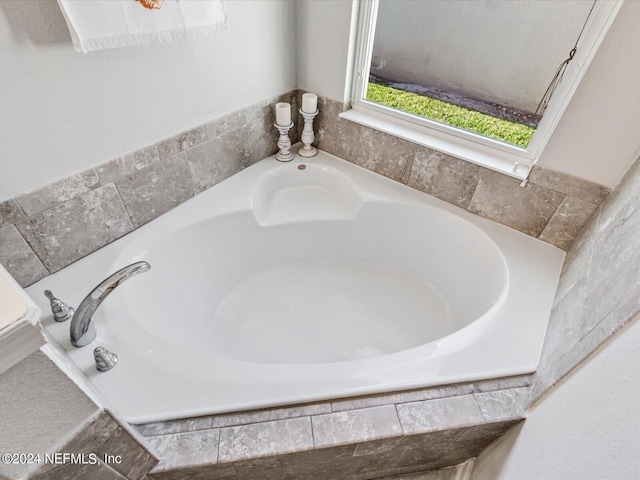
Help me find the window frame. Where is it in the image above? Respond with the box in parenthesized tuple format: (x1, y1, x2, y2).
(342, 0, 624, 180)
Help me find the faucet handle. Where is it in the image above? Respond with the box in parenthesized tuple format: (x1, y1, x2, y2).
(94, 346, 118, 372)
(44, 290, 75, 322)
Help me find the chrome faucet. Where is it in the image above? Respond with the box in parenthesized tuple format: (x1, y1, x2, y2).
(70, 261, 151, 347)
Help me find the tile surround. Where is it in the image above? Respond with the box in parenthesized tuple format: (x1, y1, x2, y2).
(467, 169, 565, 237)
(0, 91, 296, 287)
(0, 199, 27, 226)
(114, 152, 196, 228)
(407, 150, 481, 209)
(144, 415, 520, 480)
(0, 225, 48, 287)
(312, 94, 609, 250)
(1, 91, 608, 287)
(146, 429, 219, 472)
(29, 410, 157, 480)
(311, 405, 403, 448)
(530, 153, 640, 404)
(16, 184, 134, 273)
(137, 378, 527, 480)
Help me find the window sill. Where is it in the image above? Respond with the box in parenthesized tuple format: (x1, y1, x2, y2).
(340, 104, 533, 181)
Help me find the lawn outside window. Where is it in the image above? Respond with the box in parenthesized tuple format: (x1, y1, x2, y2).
(342, 0, 623, 181)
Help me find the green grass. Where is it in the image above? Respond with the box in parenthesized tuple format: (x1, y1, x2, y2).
(365, 82, 535, 148)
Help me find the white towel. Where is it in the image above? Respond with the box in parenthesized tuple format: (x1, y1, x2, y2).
(57, 0, 228, 53)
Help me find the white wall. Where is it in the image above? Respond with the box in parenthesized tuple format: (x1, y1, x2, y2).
(536, 0, 640, 188)
(0, 0, 296, 201)
(470, 316, 640, 480)
(296, 0, 355, 103)
(3, 0, 639, 199)
(296, 0, 640, 188)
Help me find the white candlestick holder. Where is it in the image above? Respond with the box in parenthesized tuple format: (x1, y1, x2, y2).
(298, 109, 319, 158)
(274, 121, 294, 162)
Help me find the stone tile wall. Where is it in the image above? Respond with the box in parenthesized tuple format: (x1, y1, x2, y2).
(28, 410, 157, 480)
(24, 410, 153, 480)
(135, 377, 529, 480)
(311, 95, 609, 252)
(2, 90, 608, 288)
(530, 154, 640, 403)
(0, 91, 298, 288)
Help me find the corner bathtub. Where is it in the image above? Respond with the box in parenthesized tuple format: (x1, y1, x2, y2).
(31, 150, 564, 424)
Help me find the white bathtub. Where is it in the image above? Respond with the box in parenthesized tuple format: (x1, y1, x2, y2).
(30, 150, 563, 423)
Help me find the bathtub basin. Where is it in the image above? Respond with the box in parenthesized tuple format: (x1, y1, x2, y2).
(30, 149, 563, 423)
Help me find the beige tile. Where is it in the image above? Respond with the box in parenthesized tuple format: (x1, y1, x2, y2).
(538, 275, 589, 373)
(185, 132, 244, 193)
(314, 98, 345, 155)
(238, 115, 279, 168)
(211, 403, 331, 429)
(312, 405, 402, 448)
(596, 156, 640, 233)
(330, 384, 475, 413)
(553, 229, 594, 308)
(16, 184, 133, 273)
(529, 166, 609, 205)
(146, 429, 219, 472)
(315, 96, 414, 184)
(16, 168, 101, 217)
(538, 196, 598, 250)
(115, 152, 195, 228)
(531, 159, 640, 405)
(472, 375, 532, 393)
(0, 224, 48, 287)
(396, 395, 485, 435)
(205, 109, 247, 140)
(468, 169, 564, 237)
(345, 124, 416, 184)
(473, 388, 529, 422)
(0, 199, 26, 226)
(218, 417, 313, 463)
(156, 126, 207, 160)
(408, 149, 481, 209)
(135, 416, 213, 437)
(96, 426, 157, 480)
(96, 145, 160, 184)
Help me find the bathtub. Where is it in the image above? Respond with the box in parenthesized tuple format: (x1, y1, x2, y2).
(29, 149, 564, 424)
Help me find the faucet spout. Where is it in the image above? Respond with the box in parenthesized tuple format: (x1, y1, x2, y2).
(70, 261, 151, 347)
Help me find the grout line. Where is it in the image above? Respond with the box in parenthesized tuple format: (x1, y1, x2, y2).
(393, 404, 406, 436)
(110, 181, 137, 231)
(309, 415, 317, 448)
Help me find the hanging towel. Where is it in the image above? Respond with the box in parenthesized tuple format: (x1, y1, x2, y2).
(57, 0, 228, 53)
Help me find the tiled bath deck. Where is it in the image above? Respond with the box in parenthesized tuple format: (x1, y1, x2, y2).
(136, 376, 530, 479)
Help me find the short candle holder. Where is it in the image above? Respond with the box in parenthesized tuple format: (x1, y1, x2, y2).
(298, 109, 319, 158)
(274, 121, 294, 162)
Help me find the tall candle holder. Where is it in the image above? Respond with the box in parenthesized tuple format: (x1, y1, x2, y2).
(298, 109, 319, 158)
(274, 121, 294, 162)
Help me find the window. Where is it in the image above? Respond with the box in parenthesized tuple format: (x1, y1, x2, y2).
(342, 0, 623, 180)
